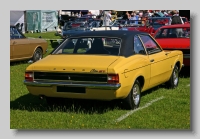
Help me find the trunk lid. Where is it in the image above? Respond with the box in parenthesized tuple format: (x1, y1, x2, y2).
(31, 55, 120, 73)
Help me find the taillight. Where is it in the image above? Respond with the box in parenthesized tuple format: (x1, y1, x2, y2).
(107, 74, 119, 84)
(25, 72, 33, 81)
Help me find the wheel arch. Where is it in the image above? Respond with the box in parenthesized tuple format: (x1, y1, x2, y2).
(135, 75, 145, 91)
(31, 46, 43, 57)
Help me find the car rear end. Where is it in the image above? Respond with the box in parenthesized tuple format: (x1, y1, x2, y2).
(24, 55, 125, 100)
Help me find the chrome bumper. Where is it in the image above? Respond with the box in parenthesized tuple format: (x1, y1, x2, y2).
(24, 80, 121, 90)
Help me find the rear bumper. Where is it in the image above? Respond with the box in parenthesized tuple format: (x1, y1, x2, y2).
(24, 80, 121, 90)
(24, 80, 122, 100)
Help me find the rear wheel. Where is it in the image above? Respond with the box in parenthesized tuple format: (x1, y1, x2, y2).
(32, 48, 43, 62)
(166, 65, 179, 89)
(123, 80, 141, 110)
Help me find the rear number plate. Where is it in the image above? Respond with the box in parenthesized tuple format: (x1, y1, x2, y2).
(57, 86, 86, 93)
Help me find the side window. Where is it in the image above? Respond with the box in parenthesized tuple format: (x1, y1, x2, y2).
(155, 29, 169, 38)
(139, 35, 161, 55)
(161, 29, 168, 37)
(134, 35, 146, 55)
(10, 27, 24, 39)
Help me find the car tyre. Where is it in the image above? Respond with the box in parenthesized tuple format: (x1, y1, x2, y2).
(123, 80, 141, 110)
(32, 48, 43, 62)
(166, 65, 179, 89)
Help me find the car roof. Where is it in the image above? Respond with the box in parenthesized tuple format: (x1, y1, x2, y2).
(159, 24, 190, 28)
(69, 30, 149, 38)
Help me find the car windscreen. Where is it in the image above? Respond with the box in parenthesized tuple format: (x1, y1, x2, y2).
(52, 37, 121, 56)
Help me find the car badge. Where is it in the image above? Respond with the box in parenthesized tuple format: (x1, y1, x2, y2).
(68, 76, 71, 80)
(90, 69, 98, 72)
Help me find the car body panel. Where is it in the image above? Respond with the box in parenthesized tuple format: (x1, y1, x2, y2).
(24, 30, 183, 101)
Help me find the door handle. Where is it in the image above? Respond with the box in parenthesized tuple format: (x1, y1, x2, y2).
(165, 52, 170, 55)
(150, 59, 154, 62)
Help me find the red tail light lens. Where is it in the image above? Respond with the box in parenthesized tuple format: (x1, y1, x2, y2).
(25, 72, 33, 81)
(107, 74, 119, 84)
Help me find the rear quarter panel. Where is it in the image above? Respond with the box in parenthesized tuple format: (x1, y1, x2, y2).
(108, 55, 151, 98)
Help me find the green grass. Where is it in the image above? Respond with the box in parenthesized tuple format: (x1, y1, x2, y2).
(10, 32, 191, 129)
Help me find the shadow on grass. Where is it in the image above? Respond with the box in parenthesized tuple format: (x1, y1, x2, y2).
(10, 85, 164, 114)
(10, 60, 29, 66)
(179, 66, 190, 78)
(10, 93, 123, 114)
(50, 41, 60, 49)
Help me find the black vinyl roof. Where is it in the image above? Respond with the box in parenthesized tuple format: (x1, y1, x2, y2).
(67, 30, 150, 57)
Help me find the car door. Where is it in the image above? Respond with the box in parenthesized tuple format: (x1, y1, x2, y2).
(139, 35, 173, 88)
(10, 27, 30, 59)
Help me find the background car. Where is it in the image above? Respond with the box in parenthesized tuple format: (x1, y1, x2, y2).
(181, 17, 190, 24)
(148, 17, 171, 35)
(10, 25, 48, 62)
(153, 24, 190, 66)
(120, 17, 171, 36)
(24, 30, 183, 110)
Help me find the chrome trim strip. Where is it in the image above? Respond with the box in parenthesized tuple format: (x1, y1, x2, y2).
(24, 80, 121, 90)
(33, 79, 107, 83)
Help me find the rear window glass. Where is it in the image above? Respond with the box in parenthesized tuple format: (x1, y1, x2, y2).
(52, 37, 121, 56)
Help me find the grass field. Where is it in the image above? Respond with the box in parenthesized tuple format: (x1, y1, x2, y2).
(10, 32, 191, 129)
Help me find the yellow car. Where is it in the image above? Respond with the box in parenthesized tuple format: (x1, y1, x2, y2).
(24, 30, 183, 110)
(10, 25, 48, 62)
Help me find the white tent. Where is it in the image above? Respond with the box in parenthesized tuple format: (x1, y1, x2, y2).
(10, 10, 25, 33)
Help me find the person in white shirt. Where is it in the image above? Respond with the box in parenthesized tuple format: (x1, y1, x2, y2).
(104, 11, 112, 26)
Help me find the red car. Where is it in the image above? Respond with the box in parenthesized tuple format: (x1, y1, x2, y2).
(153, 24, 190, 66)
(120, 17, 171, 36)
(181, 17, 190, 24)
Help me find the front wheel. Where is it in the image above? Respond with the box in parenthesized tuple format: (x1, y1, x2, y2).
(123, 80, 141, 110)
(166, 65, 179, 89)
(32, 48, 43, 62)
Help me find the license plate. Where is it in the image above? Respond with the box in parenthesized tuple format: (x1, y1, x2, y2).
(57, 86, 86, 93)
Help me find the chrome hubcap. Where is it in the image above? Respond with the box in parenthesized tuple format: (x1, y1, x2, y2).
(35, 51, 41, 61)
(173, 68, 178, 85)
(132, 84, 140, 105)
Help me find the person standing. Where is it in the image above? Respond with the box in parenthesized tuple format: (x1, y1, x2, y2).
(170, 10, 184, 37)
(78, 11, 82, 18)
(104, 11, 112, 26)
(130, 11, 139, 24)
(122, 11, 130, 20)
(170, 10, 184, 25)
